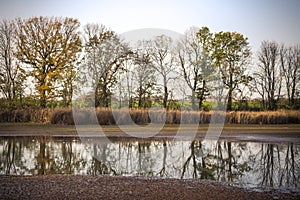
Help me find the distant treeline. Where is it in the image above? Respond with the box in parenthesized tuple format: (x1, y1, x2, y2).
(0, 108, 299, 125)
(0, 16, 299, 111)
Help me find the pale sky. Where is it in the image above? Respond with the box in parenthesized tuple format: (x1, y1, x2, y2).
(0, 0, 299, 51)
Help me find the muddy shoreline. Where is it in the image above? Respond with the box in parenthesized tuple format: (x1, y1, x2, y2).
(0, 123, 300, 143)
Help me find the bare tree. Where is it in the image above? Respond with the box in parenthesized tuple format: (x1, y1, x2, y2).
(149, 35, 176, 109)
(133, 44, 156, 108)
(83, 24, 132, 107)
(58, 64, 78, 107)
(255, 41, 282, 110)
(121, 59, 135, 108)
(281, 45, 300, 108)
(0, 19, 24, 107)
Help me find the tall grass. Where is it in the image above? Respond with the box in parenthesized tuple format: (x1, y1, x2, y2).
(0, 108, 299, 125)
(0, 108, 53, 123)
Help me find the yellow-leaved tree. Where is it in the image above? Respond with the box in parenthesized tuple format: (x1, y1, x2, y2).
(15, 16, 82, 108)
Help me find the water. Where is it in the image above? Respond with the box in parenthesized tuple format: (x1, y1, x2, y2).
(0, 136, 299, 190)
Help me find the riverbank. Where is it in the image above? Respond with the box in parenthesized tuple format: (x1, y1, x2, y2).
(0, 123, 300, 142)
(0, 175, 299, 200)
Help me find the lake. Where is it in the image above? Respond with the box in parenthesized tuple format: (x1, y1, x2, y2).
(0, 136, 299, 190)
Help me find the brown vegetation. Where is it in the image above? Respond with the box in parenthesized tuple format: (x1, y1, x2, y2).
(0, 108, 299, 125)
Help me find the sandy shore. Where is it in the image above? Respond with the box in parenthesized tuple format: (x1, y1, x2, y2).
(0, 175, 299, 200)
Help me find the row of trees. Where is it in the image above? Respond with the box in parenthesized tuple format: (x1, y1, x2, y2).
(0, 16, 299, 110)
(254, 42, 300, 110)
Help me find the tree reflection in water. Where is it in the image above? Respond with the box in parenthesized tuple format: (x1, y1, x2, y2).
(0, 137, 299, 189)
(180, 140, 251, 182)
(254, 143, 299, 188)
(88, 143, 117, 175)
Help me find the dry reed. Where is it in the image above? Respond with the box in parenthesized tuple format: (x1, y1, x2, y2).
(0, 108, 299, 125)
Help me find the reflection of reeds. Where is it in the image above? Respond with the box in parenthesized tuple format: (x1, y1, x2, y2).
(0, 108, 299, 125)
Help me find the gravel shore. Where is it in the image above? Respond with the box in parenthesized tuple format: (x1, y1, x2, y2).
(0, 175, 299, 200)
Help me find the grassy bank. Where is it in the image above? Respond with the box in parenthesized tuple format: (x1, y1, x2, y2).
(0, 108, 299, 125)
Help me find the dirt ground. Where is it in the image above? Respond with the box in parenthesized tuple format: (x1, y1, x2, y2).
(0, 175, 299, 200)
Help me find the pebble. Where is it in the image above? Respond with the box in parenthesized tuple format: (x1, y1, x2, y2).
(0, 175, 299, 200)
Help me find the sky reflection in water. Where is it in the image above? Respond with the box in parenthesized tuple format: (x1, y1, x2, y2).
(0, 136, 299, 190)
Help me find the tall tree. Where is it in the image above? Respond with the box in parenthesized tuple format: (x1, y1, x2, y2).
(133, 44, 156, 108)
(211, 31, 251, 111)
(118, 59, 135, 108)
(177, 27, 214, 110)
(255, 41, 282, 110)
(196, 27, 215, 110)
(58, 64, 78, 107)
(83, 24, 131, 107)
(149, 35, 176, 109)
(15, 16, 82, 108)
(0, 19, 24, 108)
(281, 45, 300, 108)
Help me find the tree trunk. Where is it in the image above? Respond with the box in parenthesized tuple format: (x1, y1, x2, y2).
(138, 86, 143, 108)
(102, 85, 109, 108)
(291, 76, 297, 107)
(94, 86, 99, 108)
(128, 97, 133, 108)
(40, 90, 46, 108)
(227, 88, 233, 111)
(198, 80, 206, 110)
(163, 85, 168, 109)
(191, 90, 196, 110)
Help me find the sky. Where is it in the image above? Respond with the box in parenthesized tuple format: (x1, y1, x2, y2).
(0, 0, 299, 52)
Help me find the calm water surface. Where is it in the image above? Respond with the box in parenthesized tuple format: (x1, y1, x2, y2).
(0, 136, 299, 190)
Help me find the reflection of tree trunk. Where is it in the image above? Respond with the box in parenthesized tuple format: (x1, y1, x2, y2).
(68, 142, 72, 173)
(216, 142, 223, 180)
(159, 141, 167, 177)
(257, 143, 298, 188)
(200, 142, 208, 179)
(62, 142, 73, 173)
(181, 141, 199, 179)
(227, 142, 233, 181)
(125, 143, 132, 172)
(91, 144, 116, 175)
(138, 143, 143, 173)
(290, 144, 296, 186)
(280, 144, 297, 187)
(261, 144, 275, 187)
(5, 141, 16, 174)
(38, 141, 46, 175)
